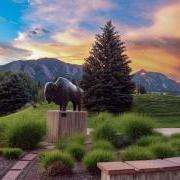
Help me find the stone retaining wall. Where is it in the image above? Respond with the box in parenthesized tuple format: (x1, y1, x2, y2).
(98, 157, 180, 180)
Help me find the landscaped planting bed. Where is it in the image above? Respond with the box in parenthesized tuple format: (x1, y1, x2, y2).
(0, 111, 179, 179)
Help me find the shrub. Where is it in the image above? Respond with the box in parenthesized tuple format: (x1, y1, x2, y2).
(93, 122, 117, 145)
(171, 133, 180, 139)
(122, 114, 154, 141)
(56, 138, 69, 151)
(67, 144, 85, 161)
(57, 133, 85, 151)
(93, 112, 114, 128)
(169, 139, 180, 154)
(136, 135, 167, 146)
(8, 120, 45, 150)
(68, 133, 85, 145)
(0, 148, 23, 159)
(121, 146, 154, 161)
(83, 150, 113, 173)
(151, 143, 177, 159)
(40, 150, 74, 176)
(92, 140, 114, 151)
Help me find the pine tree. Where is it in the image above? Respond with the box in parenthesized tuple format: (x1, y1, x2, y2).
(81, 21, 134, 113)
(0, 72, 39, 115)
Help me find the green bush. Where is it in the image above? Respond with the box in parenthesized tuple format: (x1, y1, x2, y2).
(136, 135, 167, 146)
(121, 146, 154, 161)
(92, 140, 114, 151)
(57, 133, 85, 151)
(8, 120, 45, 150)
(150, 143, 177, 159)
(83, 150, 113, 173)
(93, 122, 117, 145)
(56, 138, 69, 151)
(0, 148, 23, 159)
(93, 112, 114, 128)
(171, 133, 180, 139)
(122, 114, 154, 141)
(169, 139, 180, 154)
(68, 133, 85, 145)
(67, 143, 85, 161)
(40, 149, 74, 176)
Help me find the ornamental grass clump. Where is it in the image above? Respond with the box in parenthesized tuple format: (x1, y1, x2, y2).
(121, 146, 154, 161)
(92, 140, 114, 151)
(150, 143, 178, 159)
(57, 133, 85, 151)
(93, 122, 117, 145)
(122, 114, 154, 141)
(83, 149, 113, 173)
(8, 119, 45, 150)
(0, 148, 23, 159)
(39, 150, 74, 176)
(67, 143, 85, 161)
(93, 112, 114, 128)
(136, 134, 167, 146)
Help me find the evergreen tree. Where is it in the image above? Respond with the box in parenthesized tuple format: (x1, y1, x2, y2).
(0, 72, 39, 115)
(81, 21, 134, 113)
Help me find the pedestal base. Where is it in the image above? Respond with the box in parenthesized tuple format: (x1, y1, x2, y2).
(47, 110, 87, 143)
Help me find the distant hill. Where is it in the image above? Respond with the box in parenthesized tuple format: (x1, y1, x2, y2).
(0, 58, 82, 84)
(0, 58, 179, 93)
(132, 70, 180, 94)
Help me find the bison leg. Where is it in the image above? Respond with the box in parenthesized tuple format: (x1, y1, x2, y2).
(73, 102, 77, 111)
(78, 103, 81, 111)
(62, 102, 67, 111)
(59, 104, 63, 111)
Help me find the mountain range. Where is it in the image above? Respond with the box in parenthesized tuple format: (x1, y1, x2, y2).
(0, 58, 179, 93)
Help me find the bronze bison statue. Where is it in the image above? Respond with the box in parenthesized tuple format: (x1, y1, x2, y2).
(44, 77, 83, 111)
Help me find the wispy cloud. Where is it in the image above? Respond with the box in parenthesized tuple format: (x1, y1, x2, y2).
(3, 0, 179, 79)
(125, 2, 180, 78)
(0, 43, 32, 64)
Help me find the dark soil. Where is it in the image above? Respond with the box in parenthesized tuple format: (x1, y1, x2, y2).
(18, 158, 100, 180)
(0, 157, 16, 179)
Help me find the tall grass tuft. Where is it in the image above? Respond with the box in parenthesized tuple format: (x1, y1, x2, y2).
(150, 143, 177, 159)
(136, 134, 168, 146)
(8, 119, 45, 150)
(83, 149, 113, 173)
(39, 149, 74, 176)
(121, 113, 154, 141)
(121, 146, 154, 161)
(93, 122, 117, 145)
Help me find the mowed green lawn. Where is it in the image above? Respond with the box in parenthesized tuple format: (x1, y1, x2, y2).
(133, 94, 180, 128)
(0, 94, 180, 128)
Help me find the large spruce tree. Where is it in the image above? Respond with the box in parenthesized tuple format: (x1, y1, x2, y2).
(81, 21, 134, 113)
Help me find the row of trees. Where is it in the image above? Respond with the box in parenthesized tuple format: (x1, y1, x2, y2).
(0, 72, 41, 115)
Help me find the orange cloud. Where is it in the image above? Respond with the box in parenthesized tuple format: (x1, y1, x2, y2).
(125, 2, 180, 79)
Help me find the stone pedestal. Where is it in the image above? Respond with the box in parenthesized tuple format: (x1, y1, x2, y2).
(47, 110, 87, 143)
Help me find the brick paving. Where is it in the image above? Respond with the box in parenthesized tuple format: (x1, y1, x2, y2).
(21, 153, 37, 161)
(11, 161, 29, 170)
(2, 170, 22, 180)
(1, 153, 37, 180)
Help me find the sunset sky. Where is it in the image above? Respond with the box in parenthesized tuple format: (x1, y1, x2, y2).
(0, 0, 179, 79)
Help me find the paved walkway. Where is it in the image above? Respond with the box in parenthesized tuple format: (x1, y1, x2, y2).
(2, 142, 55, 180)
(155, 128, 180, 136)
(87, 128, 180, 136)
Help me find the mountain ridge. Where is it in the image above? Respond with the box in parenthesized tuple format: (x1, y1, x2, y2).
(0, 58, 179, 93)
